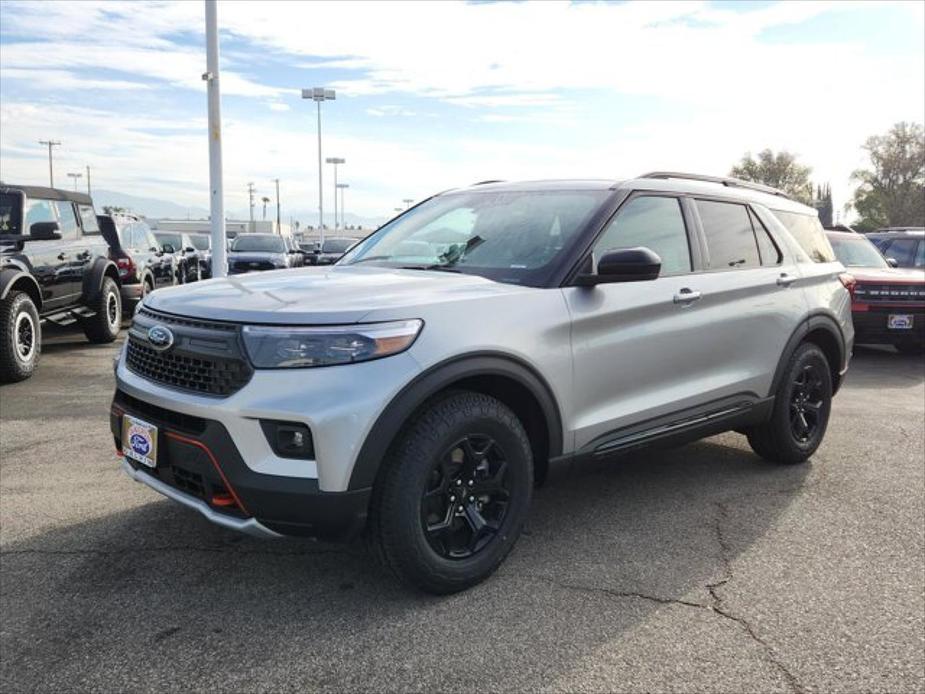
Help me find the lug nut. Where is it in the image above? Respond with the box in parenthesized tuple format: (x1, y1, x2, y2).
(468, 496, 474, 502)
(449, 495, 456, 502)
(456, 480, 462, 486)
(468, 480, 474, 486)
(458, 506, 464, 512)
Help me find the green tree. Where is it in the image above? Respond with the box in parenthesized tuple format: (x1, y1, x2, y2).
(814, 183, 833, 227)
(730, 149, 814, 204)
(101, 205, 125, 215)
(850, 122, 925, 230)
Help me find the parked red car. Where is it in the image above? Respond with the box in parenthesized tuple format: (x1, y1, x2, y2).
(827, 231, 924, 354)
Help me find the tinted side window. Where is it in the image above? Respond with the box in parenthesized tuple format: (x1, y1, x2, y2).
(696, 200, 759, 270)
(884, 239, 918, 267)
(594, 196, 691, 275)
(915, 241, 924, 268)
(24, 199, 57, 229)
(748, 209, 781, 266)
(772, 210, 836, 263)
(54, 201, 80, 240)
(78, 205, 100, 233)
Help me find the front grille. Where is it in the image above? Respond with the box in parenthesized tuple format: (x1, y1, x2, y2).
(172, 465, 207, 498)
(137, 307, 237, 332)
(230, 261, 275, 272)
(854, 283, 925, 303)
(126, 339, 251, 396)
(114, 390, 206, 434)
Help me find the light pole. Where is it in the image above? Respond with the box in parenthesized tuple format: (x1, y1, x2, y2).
(67, 172, 83, 191)
(403, 198, 414, 210)
(302, 87, 335, 246)
(86, 165, 92, 196)
(261, 196, 270, 221)
(203, 0, 227, 278)
(325, 157, 345, 230)
(273, 178, 281, 233)
(337, 183, 349, 230)
(38, 140, 61, 187)
(247, 182, 256, 227)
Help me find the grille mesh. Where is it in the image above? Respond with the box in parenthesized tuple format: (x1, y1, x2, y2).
(126, 339, 251, 396)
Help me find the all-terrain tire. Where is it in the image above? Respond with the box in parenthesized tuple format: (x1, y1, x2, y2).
(747, 342, 832, 464)
(82, 276, 122, 344)
(0, 291, 41, 383)
(368, 391, 533, 594)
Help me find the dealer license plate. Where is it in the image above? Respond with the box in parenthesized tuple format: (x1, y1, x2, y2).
(888, 314, 913, 330)
(122, 415, 158, 468)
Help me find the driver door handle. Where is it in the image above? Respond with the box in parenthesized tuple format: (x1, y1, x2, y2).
(57, 252, 69, 261)
(776, 273, 796, 287)
(673, 288, 702, 304)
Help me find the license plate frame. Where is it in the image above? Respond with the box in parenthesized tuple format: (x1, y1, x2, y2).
(122, 415, 159, 468)
(888, 314, 914, 330)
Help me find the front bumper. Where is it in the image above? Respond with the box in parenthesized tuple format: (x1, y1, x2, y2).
(852, 306, 925, 345)
(111, 389, 373, 540)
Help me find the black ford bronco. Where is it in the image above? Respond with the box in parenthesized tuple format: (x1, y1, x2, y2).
(1, 184, 122, 382)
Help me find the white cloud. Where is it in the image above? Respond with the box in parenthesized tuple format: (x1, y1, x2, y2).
(0, 68, 154, 92)
(268, 102, 291, 112)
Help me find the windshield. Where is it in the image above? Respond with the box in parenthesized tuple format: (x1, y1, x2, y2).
(189, 235, 210, 251)
(155, 232, 182, 249)
(828, 235, 889, 268)
(231, 234, 286, 253)
(322, 238, 355, 254)
(340, 189, 609, 285)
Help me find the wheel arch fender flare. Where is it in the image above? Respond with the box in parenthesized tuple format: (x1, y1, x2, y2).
(348, 352, 564, 491)
(0, 268, 43, 310)
(82, 258, 121, 303)
(769, 312, 846, 398)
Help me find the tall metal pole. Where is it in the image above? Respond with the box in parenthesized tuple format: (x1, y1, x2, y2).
(274, 178, 281, 234)
(317, 101, 324, 246)
(86, 165, 91, 196)
(38, 140, 60, 187)
(203, 0, 227, 278)
(332, 164, 338, 231)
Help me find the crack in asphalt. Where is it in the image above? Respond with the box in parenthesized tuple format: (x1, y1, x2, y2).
(520, 501, 805, 694)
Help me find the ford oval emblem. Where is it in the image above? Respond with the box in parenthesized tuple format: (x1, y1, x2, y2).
(147, 325, 174, 351)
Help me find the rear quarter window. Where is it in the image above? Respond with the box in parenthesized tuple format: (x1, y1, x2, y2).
(772, 210, 836, 263)
(78, 204, 100, 234)
(0, 192, 23, 234)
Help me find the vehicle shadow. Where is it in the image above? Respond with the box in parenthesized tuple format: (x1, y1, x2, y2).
(844, 345, 925, 389)
(1, 436, 809, 691)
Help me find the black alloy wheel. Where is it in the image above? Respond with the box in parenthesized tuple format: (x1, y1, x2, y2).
(789, 363, 825, 443)
(421, 434, 512, 559)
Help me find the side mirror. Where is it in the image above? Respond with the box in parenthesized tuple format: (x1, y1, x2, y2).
(185, 246, 196, 253)
(162, 243, 176, 254)
(574, 247, 662, 286)
(886, 257, 898, 268)
(28, 221, 62, 241)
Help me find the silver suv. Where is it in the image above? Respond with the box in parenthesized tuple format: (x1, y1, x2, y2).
(110, 172, 853, 593)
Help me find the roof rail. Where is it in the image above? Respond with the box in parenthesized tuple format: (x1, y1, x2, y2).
(471, 179, 505, 186)
(639, 171, 791, 199)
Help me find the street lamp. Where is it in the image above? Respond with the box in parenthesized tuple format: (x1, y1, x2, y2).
(67, 172, 83, 191)
(403, 198, 414, 210)
(337, 183, 349, 230)
(326, 157, 345, 230)
(302, 87, 335, 246)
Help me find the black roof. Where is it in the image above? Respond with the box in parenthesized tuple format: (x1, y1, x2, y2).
(0, 184, 93, 205)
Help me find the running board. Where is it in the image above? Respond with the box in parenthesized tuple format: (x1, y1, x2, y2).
(43, 306, 96, 326)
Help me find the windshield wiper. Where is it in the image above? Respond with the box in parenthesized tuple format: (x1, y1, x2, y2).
(350, 255, 394, 264)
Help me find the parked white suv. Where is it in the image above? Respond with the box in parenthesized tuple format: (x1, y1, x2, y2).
(110, 172, 853, 593)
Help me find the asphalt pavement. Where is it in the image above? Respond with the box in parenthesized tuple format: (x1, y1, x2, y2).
(1, 325, 923, 693)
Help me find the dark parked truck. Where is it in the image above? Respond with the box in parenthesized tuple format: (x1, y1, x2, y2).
(0, 184, 122, 382)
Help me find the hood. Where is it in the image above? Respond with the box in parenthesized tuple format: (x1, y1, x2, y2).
(846, 267, 925, 284)
(144, 265, 532, 324)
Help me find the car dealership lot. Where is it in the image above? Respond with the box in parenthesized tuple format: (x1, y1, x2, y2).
(1, 329, 923, 693)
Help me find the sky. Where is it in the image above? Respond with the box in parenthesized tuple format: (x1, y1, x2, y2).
(0, 0, 923, 224)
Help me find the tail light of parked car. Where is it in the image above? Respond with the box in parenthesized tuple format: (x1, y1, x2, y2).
(109, 249, 138, 283)
(839, 272, 857, 299)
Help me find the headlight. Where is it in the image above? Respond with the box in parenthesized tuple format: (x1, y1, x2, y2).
(242, 319, 423, 368)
